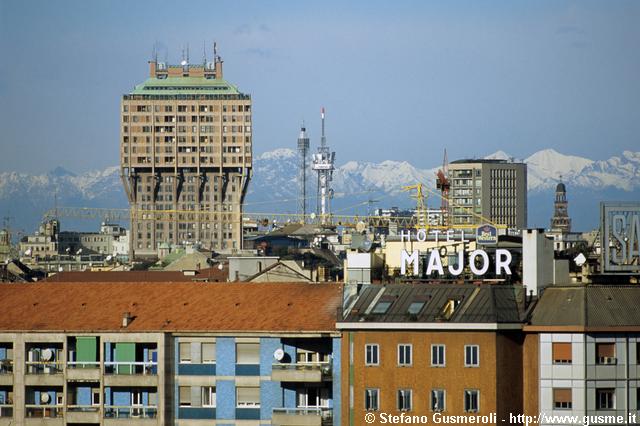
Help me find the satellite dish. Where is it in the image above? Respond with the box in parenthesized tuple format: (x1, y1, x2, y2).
(40, 393, 51, 404)
(574, 253, 587, 267)
(217, 264, 224, 270)
(106, 255, 113, 261)
(273, 348, 285, 362)
(356, 221, 366, 233)
(180, 60, 188, 66)
(76, 249, 83, 255)
(41, 348, 54, 361)
(310, 213, 317, 221)
(361, 238, 373, 253)
(25, 248, 32, 256)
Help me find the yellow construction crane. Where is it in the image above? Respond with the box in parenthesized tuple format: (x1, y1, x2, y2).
(402, 183, 428, 230)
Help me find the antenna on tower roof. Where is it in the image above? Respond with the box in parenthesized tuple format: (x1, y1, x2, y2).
(202, 41, 207, 64)
(214, 41, 218, 58)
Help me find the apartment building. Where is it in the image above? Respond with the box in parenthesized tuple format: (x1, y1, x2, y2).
(337, 284, 528, 425)
(120, 51, 252, 257)
(525, 285, 640, 425)
(0, 282, 342, 426)
(448, 159, 527, 229)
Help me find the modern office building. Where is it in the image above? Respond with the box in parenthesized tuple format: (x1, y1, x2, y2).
(525, 285, 640, 425)
(0, 282, 341, 426)
(337, 284, 528, 425)
(120, 49, 252, 257)
(448, 159, 527, 229)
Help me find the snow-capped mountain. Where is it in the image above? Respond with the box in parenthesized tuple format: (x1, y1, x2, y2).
(1, 148, 639, 233)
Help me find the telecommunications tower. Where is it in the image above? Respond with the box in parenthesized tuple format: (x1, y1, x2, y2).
(312, 107, 336, 223)
(297, 123, 310, 221)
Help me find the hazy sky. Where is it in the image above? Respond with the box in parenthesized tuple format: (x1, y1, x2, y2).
(1, 0, 639, 173)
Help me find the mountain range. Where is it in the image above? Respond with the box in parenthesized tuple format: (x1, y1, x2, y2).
(1, 148, 639, 235)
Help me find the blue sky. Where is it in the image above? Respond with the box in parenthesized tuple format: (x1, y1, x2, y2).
(1, 0, 639, 173)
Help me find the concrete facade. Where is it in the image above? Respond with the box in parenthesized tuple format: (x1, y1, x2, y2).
(120, 54, 252, 257)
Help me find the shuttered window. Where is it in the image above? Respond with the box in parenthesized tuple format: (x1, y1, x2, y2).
(596, 343, 616, 364)
(202, 343, 216, 364)
(237, 387, 260, 407)
(179, 343, 191, 364)
(553, 388, 572, 409)
(236, 343, 260, 364)
(552, 343, 572, 364)
(179, 386, 191, 406)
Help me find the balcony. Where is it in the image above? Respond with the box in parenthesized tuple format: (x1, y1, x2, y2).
(0, 405, 12, 418)
(25, 404, 64, 418)
(0, 361, 12, 386)
(272, 362, 332, 383)
(104, 361, 158, 387)
(104, 405, 157, 419)
(272, 407, 333, 426)
(66, 405, 100, 423)
(25, 362, 64, 386)
(67, 361, 101, 381)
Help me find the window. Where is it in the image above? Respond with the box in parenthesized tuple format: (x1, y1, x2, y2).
(398, 344, 412, 366)
(202, 386, 216, 407)
(202, 343, 216, 364)
(553, 388, 572, 409)
(431, 389, 445, 412)
(431, 344, 445, 367)
(596, 343, 616, 365)
(179, 342, 191, 363)
(464, 389, 479, 413)
(236, 343, 260, 364)
(365, 388, 379, 411)
(465, 345, 479, 367)
(397, 389, 412, 411)
(237, 387, 260, 407)
(365, 344, 379, 366)
(92, 389, 100, 406)
(407, 301, 425, 315)
(552, 342, 572, 364)
(596, 389, 615, 410)
(179, 386, 191, 407)
(372, 301, 392, 314)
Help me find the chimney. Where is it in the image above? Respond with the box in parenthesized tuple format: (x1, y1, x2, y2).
(149, 60, 157, 77)
(122, 312, 133, 328)
(215, 57, 223, 79)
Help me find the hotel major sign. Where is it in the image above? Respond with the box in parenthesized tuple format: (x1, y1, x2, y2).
(601, 202, 640, 273)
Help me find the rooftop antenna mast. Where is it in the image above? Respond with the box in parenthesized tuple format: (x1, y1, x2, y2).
(312, 107, 336, 224)
(297, 121, 310, 222)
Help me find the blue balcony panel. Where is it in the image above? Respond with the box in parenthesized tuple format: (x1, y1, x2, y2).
(235, 364, 260, 376)
(236, 407, 260, 420)
(178, 363, 216, 376)
(178, 407, 216, 419)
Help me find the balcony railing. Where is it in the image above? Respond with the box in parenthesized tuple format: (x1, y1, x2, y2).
(0, 405, 13, 417)
(67, 361, 100, 369)
(273, 407, 333, 419)
(0, 359, 12, 374)
(104, 405, 158, 419)
(67, 405, 100, 412)
(25, 404, 64, 418)
(25, 361, 64, 374)
(104, 361, 157, 375)
(273, 361, 331, 374)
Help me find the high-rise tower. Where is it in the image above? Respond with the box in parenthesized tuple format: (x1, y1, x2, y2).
(297, 124, 310, 221)
(120, 46, 252, 257)
(550, 180, 571, 233)
(312, 108, 335, 223)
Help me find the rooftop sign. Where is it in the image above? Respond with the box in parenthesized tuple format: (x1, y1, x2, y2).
(600, 202, 640, 273)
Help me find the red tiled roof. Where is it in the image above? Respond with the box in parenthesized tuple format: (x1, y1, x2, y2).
(0, 282, 342, 333)
(44, 267, 228, 283)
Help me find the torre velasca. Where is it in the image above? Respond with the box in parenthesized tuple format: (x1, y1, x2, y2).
(120, 49, 252, 257)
